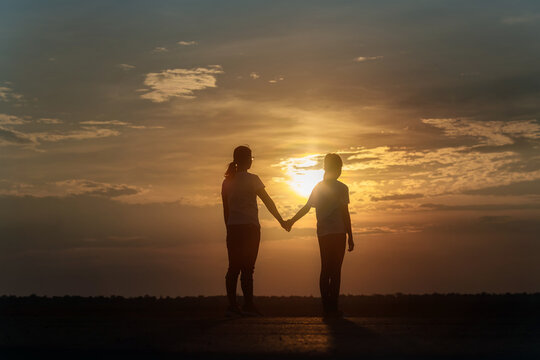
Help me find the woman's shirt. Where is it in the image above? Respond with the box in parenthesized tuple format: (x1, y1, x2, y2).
(307, 179, 349, 236)
(222, 171, 265, 226)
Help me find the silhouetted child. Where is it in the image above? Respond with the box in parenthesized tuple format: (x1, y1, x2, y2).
(287, 153, 354, 317)
(221, 146, 287, 317)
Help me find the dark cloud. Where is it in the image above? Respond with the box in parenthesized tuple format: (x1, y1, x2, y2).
(371, 193, 423, 201)
(60, 180, 143, 198)
(464, 179, 540, 196)
(397, 72, 540, 121)
(420, 202, 540, 211)
(423, 215, 540, 237)
(0, 126, 33, 144)
(0, 195, 224, 253)
(85, 186, 139, 197)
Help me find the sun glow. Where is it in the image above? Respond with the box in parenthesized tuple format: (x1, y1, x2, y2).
(289, 169, 324, 198)
(277, 154, 324, 198)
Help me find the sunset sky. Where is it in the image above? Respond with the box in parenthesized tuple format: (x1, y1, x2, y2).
(1, 0, 539, 296)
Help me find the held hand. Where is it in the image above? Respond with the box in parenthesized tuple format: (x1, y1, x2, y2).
(282, 219, 293, 232)
(280, 219, 292, 232)
(287, 219, 294, 232)
(347, 234, 354, 252)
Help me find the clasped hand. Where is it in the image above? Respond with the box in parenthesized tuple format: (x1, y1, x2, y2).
(280, 219, 354, 252)
(279, 219, 294, 232)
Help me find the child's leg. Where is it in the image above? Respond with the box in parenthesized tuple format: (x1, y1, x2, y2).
(328, 234, 346, 311)
(318, 236, 332, 313)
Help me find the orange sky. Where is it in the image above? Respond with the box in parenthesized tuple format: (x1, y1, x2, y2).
(1, 1, 539, 295)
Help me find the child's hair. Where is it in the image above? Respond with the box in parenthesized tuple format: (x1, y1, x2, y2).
(225, 145, 252, 178)
(323, 153, 343, 180)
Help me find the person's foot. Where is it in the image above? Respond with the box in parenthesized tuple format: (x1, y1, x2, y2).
(241, 303, 263, 317)
(225, 305, 243, 317)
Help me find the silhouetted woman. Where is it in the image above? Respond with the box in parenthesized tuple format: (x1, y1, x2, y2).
(221, 146, 286, 316)
(287, 153, 354, 317)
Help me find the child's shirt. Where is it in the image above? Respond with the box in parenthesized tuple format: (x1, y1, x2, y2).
(222, 171, 265, 226)
(307, 179, 349, 236)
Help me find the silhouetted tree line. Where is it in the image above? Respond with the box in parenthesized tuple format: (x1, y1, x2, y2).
(1, 293, 539, 317)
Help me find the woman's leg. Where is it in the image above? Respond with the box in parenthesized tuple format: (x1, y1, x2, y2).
(240, 225, 261, 307)
(225, 225, 242, 308)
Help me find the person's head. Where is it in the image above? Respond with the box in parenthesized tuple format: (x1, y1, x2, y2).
(225, 145, 252, 178)
(323, 153, 343, 180)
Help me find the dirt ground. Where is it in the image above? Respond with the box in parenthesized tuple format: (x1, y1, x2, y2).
(2, 313, 539, 359)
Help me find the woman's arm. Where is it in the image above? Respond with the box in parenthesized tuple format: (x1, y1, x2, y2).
(221, 182, 229, 225)
(342, 204, 354, 251)
(222, 194, 229, 225)
(256, 188, 285, 227)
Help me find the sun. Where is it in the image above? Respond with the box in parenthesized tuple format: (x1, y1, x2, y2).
(288, 169, 324, 198)
(277, 154, 325, 198)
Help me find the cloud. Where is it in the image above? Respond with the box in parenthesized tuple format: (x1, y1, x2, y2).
(344, 145, 540, 198)
(37, 118, 62, 124)
(354, 56, 383, 62)
(140, 66, 224, 102)
(249, 72, 260, 79)
(0, 126, 35, 144)
(0, 114, 25, 125)
(355, 225, 423, 235)
(80, 120, 130, 126)
(0, 179, 145, 199)
(0, 115, 164, 148)
(177, 41, 197, 46)
(502, 14, 540, 25)
(371, 193, 424, 201)
(152, 46, 168, 53)
(0, 194, 222, 249)
(464, 179, 540, 196)
(275, 131, 540, 211)
(124, 125, 164, 129)
(117, 63, 136, 71)
(54, 179, 143, 198)
(0, 113, 130, 149)
(0, 85, 24, 102)
(420, 202, 540, 211)
(32, 127, 120, 142)
(0, 126, 120, 147)
(79, 120, 163, 129)
(268, 75, 284, 84)
(422, 118, 540, 146)
(1, 115, 63, 126)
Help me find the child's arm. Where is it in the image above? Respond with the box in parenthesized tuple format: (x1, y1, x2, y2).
(342, 204, 354, 251)
(288, 203, 312, 230)
(257, 188, 286, 229)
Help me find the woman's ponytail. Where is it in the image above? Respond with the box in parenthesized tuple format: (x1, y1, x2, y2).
(224, 161, 237, 179)
(225, 145, 251, 179)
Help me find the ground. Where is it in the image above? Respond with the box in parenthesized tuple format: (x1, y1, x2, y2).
(1, 296, 539, 359)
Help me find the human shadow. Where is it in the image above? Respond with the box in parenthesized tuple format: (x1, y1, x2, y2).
(323, 317, 383, 357)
